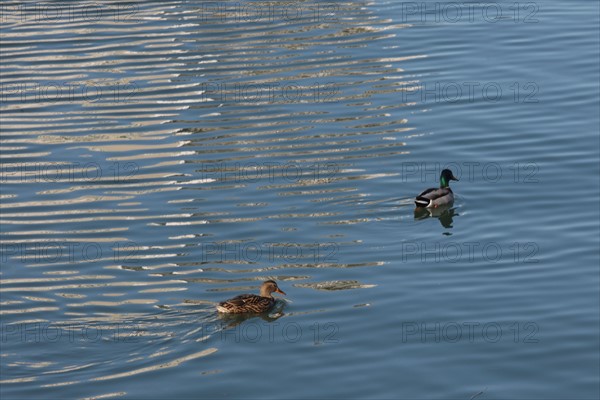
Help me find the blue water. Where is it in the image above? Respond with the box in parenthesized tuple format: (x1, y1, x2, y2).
(1, 1, 599, 399)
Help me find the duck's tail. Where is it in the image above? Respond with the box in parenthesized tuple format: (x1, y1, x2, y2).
(414, 196, 432, 208)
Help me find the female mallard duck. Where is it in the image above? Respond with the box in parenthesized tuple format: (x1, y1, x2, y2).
(216, 280, 286, 314)
(415, 169, 459, 208)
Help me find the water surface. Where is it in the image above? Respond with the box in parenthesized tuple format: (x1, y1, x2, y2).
(1, 1, 599, 399)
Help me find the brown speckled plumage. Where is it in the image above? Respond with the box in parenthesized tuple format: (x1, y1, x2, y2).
(216, 280, 286, 314)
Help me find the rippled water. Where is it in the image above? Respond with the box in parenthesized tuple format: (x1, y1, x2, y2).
(1, 1, 599, 399)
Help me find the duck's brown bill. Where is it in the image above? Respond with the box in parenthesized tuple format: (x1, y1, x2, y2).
(275, 288, 286, 295)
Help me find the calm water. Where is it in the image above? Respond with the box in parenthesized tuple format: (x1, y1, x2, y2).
(1, 1, 598, 399)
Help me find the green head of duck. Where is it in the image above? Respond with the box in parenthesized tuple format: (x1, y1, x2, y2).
(440, 169, 459, 188)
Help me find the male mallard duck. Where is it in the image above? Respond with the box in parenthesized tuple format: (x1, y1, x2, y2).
(415, 169, 459, 208)
(216, 280, 286, 314)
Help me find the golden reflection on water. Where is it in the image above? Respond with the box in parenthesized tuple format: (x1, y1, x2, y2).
(0, 0, 421, 392)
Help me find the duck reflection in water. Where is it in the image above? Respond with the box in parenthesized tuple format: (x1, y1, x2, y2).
(414, 204, 457, 229)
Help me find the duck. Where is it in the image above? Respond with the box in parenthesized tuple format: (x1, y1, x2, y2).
(216, 280, 286, 314)
(415, 169, 459, 208)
